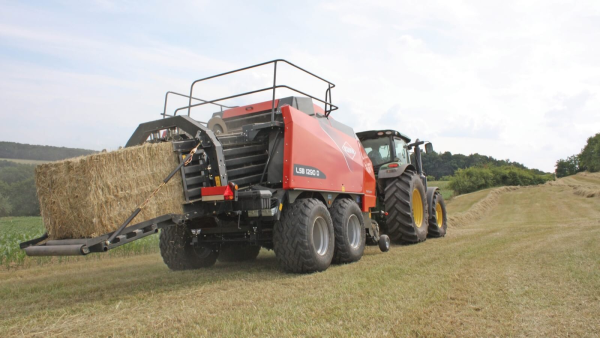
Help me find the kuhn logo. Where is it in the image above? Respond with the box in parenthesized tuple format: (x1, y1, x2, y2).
(342, 142, 356, 159)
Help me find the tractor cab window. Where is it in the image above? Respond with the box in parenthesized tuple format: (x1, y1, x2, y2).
(361, 137, 391, 166)
(394, 138, 409, 164)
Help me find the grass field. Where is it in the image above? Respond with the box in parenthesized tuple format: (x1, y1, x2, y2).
(0, 158, 49, 165)
(1, 173, 599, 336)
(429, 180, 454, 200)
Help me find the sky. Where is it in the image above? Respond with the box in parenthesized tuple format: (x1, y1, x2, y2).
(1, 0, 599, 172)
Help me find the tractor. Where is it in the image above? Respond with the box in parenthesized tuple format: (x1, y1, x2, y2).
(357, 130, 447, 243)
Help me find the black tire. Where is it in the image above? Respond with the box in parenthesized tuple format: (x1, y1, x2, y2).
(159, 225, 218, 271)
(331, 198, 366, 264)
(218, 245, 261, 262)
(273, 198, 335, 273)
(427, 192, 447, 238)
(384, 170, 428, 243)
(379, 234, 391, 252)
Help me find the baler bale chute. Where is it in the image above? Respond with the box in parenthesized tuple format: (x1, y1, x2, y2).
(21, 59, 445, 273)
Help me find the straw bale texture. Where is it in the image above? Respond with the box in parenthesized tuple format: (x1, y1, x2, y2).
(35, 142, 185, 239)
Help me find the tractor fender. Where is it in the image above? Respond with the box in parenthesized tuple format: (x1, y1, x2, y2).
(426, 187, 440, 217)
(377, 163, 416, 180)
(376, 163, 416, 192)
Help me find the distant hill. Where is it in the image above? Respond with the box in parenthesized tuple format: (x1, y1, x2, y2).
(0, 141, 96, 161)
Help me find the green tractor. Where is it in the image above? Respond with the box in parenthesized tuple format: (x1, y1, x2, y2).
(357, 130, 447, 243)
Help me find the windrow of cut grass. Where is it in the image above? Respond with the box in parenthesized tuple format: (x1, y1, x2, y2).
(446, 186, 520, 227)
(548, 172, 600, 198)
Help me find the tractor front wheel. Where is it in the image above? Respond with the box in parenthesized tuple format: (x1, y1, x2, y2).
(427, 192, 447, 238)
(384, 170, 428, 243)
(274, 198, 335, 273)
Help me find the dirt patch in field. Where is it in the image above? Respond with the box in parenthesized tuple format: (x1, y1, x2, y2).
(448, 186, 520, 227)
(35, 142, 185, 239)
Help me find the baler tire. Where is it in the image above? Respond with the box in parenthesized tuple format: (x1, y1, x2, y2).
(207, 117, 227, 135)
(273, 198, 334, 273)
(384, 171, 428, 243)
(159, 225, 218, 271)
(427, 192, 447, 238)
(218, 245, 261, 263)
(331, 198, 366, 264)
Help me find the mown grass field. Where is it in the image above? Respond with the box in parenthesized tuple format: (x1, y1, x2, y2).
(1, 173, 599, 337)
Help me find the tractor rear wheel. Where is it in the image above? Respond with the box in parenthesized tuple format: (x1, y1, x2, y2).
(427, 192, 447, 238)
(218, 245, 261, 262)
(159, 225, 218, 271)
(273, 198, 335, 273)
(384, 170, 428, 243)
(331, 198, 366, 264)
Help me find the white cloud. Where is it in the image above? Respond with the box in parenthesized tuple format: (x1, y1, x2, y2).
(0, 0, 599, 172)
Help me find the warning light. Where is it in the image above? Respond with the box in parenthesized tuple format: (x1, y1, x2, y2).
(223, 186, 234, 200)
(388, 163, 399, 168)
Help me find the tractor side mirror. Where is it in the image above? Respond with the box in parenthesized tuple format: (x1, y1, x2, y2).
(425, 143, 433, 154)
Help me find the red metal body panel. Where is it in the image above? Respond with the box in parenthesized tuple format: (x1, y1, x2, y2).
(281, 105, 376, 211)
(222, 100, 279, 119)
(313, 104, 325, 115)
(201, 186, 228, 196)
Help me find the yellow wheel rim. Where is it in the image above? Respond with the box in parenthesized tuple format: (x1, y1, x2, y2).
(412, 188, 423, 228)
(436, 202, 443, 228)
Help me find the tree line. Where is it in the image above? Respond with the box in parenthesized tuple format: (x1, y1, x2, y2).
(555, 133, 600, 178)
(413, 150, 553, 195)
(0, 160, 38, 216)
(417, 151, 548, 181)
(0, 141, 95, 161)
(0, 142, 95, 217)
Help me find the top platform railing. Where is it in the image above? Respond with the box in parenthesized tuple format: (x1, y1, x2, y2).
(162, 59, 338, 121)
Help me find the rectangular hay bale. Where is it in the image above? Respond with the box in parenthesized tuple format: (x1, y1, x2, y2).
(35, 142, 185, 239)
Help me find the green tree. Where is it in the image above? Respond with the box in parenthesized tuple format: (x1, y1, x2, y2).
(578, 133, 600, 172)
(0, 192, 12, 216)
(555, 155, 580, 178)
(7, 178, 40, 216)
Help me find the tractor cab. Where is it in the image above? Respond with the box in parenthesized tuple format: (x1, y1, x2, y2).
(357, 130, 412, 172)
(358, 129, 434, 191)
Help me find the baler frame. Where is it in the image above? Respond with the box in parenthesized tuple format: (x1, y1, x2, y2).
(164, 60, 338, 120)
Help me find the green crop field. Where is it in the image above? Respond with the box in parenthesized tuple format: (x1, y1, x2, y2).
(1, 173, 599, 337)
(0, 217, 159, 269)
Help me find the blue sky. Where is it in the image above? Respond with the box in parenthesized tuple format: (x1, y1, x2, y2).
(1, 0, 599, 172)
